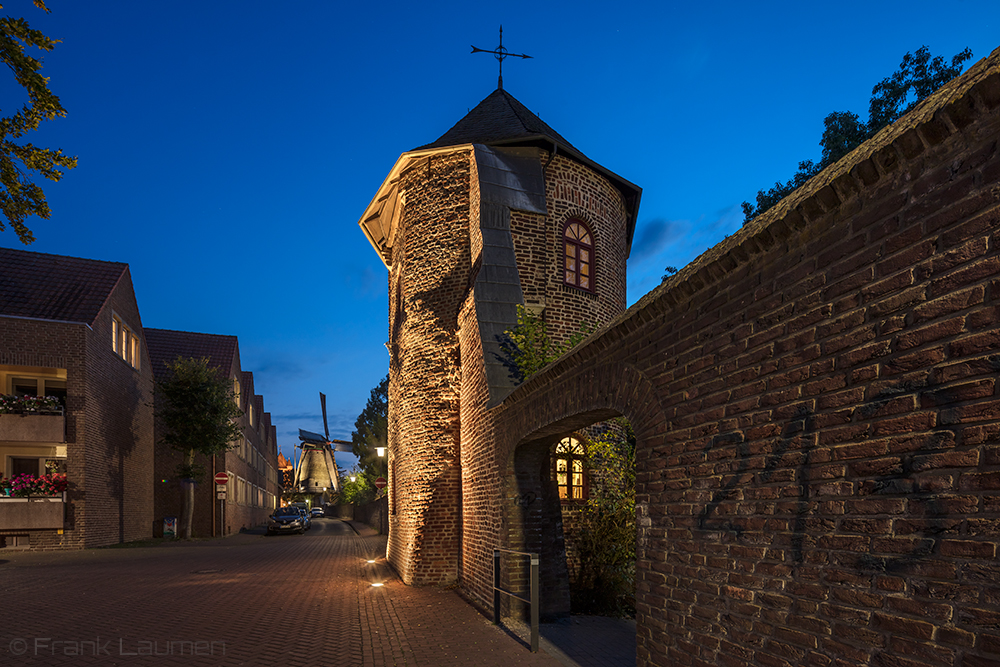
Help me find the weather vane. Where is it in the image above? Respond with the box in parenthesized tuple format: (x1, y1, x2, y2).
(471, 25, 532, 90)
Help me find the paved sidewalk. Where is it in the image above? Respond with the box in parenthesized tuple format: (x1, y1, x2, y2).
(0, 520, 632, 666)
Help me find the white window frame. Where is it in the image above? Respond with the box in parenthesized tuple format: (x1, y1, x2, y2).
(111, 314, 141, 371)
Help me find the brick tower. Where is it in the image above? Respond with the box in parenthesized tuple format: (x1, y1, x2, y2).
(358, 86, 642, 585)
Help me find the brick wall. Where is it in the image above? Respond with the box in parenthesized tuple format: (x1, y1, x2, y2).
(1, 269, 154, 550)
(510, 151, 629, 344)
(391, 141, 632, 591)
(475, 48, 1000, 667)
(387, 149, 473, 584)
(153, 360, 278, 538)
(82, 269, 154, 547)
(0, 318, 87, 549)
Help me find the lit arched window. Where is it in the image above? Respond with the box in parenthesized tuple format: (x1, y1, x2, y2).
(553, 436, 587, 501)
(563, 219, 594, 292)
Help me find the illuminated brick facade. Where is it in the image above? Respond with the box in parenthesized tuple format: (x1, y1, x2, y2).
(363, 48, 1000, 666)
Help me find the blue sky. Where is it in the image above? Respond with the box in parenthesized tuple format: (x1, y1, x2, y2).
(3, 1, 999, 467)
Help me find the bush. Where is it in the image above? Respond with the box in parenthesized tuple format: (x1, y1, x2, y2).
(570, 420, 636, 617)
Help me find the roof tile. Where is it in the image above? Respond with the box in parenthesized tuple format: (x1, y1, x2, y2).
(0, 247, 128, 325)
(144, 328, 239, 381)
(414, 88, 578, 152)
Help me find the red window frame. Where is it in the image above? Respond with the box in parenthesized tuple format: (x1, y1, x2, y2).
(563, 219, 595, 292)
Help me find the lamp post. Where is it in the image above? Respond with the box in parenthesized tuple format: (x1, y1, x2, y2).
(376, 446, 387, 495)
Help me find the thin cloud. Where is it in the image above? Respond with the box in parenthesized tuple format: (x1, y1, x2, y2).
(629, 218, 683, 262)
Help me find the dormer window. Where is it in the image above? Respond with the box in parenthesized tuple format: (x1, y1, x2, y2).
(563, 219, 594, 292)
(112, 314, 141, 370)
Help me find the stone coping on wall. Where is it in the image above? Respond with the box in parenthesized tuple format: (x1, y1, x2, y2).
(501, 43, 1000, 409)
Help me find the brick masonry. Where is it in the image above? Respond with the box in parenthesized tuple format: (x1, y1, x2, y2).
(0, 268, 155, 549)
(379, 47, 1000, 666)
(479, 47, 1000, 667)
(150, 338, 281, 539)
(388, 144, 631, 606)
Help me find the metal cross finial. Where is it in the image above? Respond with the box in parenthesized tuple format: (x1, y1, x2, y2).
(471, 25, 532, 90)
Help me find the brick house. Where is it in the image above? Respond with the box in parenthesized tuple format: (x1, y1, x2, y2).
(357, 85, 641, 592)
(0, 247, 154, 550)
(145, 328, 280, 537)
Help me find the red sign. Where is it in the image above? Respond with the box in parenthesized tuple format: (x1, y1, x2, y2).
(374, 477, 387, 489)
(214, 472, 230, 485)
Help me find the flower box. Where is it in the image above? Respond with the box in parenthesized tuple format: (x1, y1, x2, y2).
(0, 494, 65, 530)
(0, 413, 65, 443)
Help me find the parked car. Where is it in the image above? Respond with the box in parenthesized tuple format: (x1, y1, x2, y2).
(267, 507, 305, 535)
(298, 508, 312, 530)
(310, 507, 324, 518)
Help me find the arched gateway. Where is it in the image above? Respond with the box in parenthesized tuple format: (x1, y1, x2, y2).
(359, 48, 1000, 667)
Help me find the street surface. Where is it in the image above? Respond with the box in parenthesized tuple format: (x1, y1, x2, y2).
(0, 518, 571, 666)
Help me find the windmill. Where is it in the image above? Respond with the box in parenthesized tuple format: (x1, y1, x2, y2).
(293, 392, 353, 497)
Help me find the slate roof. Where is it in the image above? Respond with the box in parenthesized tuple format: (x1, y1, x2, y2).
(144, 328, 239, 381)
(0, 247, 128, 325)
(413, 87, 642, 255)
(414, 88, 579, 152)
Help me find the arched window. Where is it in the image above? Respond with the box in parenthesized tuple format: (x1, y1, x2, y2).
(552, 436, 587, 501)
(563, 219, 594, 292)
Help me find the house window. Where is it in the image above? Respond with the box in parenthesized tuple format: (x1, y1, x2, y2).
(10, 457, 41, 477)
(563, 219, 594, 292)
(9, 377, 66, 407)
(552, 436, 587, 501)
(112, 315, 140, 370)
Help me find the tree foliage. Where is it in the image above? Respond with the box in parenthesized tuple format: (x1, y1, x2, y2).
(571, 419, 636, 617)
(339, 467, 377, 505)
(0, 1, 77, 244)
(742, 45, 972, 224)
(157, 357, 244, 470)
(500, 305, 592, 383)
(156, 356, 243, 539)
(350, 375, 388, 478)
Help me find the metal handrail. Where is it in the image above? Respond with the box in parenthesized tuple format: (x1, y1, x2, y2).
(493, 548, 539, 652)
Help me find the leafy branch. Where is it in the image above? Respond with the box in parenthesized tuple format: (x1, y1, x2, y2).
(0, 0, 77, 243)
(742, 45, 971, 224)
(499, 304, 592, 383)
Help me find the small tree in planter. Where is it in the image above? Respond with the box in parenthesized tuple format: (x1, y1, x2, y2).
(157, 357, 243, 539)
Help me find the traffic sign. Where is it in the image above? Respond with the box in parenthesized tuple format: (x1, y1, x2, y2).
(216, 491, 226, 500)
(214, 472, 230, 485)
(374, 477, 387, 489)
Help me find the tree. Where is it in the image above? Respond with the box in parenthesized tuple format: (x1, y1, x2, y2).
(156, 357, 243, 539)
(350, 375, 388, 478)
(339, 466, 377, 505)
(499, 305, 592, 383)
(0, 1, 77, 244)
(742, 45, 972, 224)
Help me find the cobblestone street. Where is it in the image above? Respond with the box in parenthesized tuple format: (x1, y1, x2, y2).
(0, 519, 631, 666)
